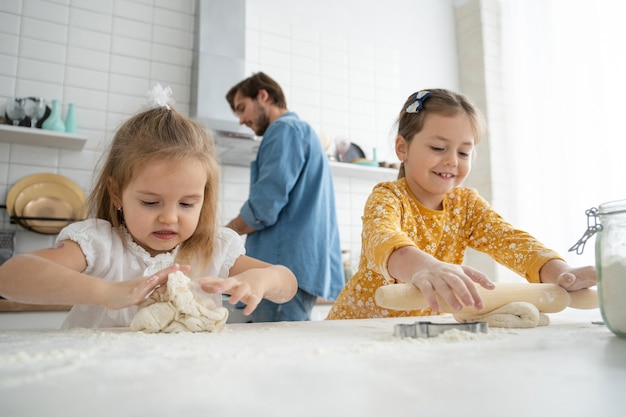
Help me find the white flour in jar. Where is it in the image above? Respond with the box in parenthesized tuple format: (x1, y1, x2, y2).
(600, 259, 626, 334)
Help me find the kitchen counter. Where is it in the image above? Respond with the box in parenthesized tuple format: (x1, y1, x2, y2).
(1, 308, 624, 417)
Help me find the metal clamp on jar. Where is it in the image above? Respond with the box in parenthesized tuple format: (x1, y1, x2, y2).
(570, 199, 626, 338)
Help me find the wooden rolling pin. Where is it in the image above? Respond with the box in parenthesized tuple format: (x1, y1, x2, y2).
(374, 282, 598, 314)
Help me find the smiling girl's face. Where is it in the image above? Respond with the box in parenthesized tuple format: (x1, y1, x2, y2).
(396, 112, 476, 210)
(111, 158, 207, 257)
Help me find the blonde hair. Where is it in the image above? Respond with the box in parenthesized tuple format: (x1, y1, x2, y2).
(396, 89, 486, 179)
(88, 106, 220, 269)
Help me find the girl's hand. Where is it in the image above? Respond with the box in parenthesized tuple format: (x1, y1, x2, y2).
(540, 260, 597, 291)
(410, 263, 495, 312)
(197, 275, 263, 316)
(554, 265, 597, 291)
(103, 264, 190, 310)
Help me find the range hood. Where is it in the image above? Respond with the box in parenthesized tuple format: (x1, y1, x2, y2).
(190, 0, 260, 166)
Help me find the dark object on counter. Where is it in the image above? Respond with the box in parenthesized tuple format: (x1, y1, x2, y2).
(379, 161, 401, 169)
(0, 229, 12, 299)
(336, 142, 365, 162)
(4, 97, 51, 128)
(0, 229, 15, 266)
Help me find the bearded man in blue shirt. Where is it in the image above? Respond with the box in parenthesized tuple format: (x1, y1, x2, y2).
(225, 72, 344, 322)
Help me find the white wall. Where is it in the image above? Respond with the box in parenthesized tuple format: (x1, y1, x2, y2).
(244, 0, 460, 162)
(224, 0, 461, 268)
(0, 0, 461, 271)
(1, 0, 197, 254)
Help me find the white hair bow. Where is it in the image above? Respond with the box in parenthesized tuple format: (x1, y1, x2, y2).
(147, 83, 175, 110)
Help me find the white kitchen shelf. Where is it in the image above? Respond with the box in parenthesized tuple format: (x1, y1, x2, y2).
(329, 160, 398, 181)
(0, 124, 87, 150)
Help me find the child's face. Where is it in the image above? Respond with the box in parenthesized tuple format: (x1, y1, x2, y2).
(396, 112, 475, 210)
(118, 158, 206, 257)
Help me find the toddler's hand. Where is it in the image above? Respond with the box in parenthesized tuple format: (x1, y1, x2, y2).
(410, 263, 494, 312)
(104, 263, 190, 310)
(197, 275, 263, 316)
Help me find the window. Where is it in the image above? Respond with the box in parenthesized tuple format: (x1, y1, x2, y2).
(500, 0, 626, 267)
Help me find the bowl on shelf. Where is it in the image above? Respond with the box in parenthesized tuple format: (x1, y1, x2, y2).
(5, 173, 87, 234)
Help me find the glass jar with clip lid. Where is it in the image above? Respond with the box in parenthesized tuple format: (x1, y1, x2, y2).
(570, 199, 626, 338)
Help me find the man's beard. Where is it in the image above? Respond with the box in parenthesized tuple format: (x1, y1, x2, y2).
(253, 104, 270, 136)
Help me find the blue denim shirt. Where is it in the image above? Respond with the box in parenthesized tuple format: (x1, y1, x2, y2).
(239, 112, 344, 299)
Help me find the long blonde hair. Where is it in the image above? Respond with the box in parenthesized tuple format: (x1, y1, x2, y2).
(89, 106, 220, 269)
(396, 89, 486, 179)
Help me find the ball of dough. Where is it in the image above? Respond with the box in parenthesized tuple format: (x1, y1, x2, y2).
(130, 302, 176, 332)
(130, 270, 229, 333)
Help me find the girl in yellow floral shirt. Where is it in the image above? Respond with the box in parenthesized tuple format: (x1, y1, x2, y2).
(327, 89, 596, 320)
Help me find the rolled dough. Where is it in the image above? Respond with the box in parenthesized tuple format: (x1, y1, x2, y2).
(130, 271, 229, 333)
(453, 301, 549, 328)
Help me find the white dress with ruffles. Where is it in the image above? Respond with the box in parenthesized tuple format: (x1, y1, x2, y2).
(56, 218, 245, 329)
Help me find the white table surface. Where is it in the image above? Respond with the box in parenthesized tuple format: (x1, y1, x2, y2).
(0, 308, 624, 417)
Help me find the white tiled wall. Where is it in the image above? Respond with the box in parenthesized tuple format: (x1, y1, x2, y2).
(0, 0, 461, 265)
(332, 167, 399, 265)
(0, 0, 197, 253)
(218, 163, 398, 271)
(244, 11, 402, 163)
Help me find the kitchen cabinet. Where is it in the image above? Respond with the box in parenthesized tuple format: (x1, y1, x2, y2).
(0, 310, 68, 330)
(0, 124, 86, 150)
(0, 300, 71, 327)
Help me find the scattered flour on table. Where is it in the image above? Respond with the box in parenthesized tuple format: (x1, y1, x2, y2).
(390, 327, 511, 344)
(0, 322, 519, 389)
(312, 326, 512, 357)
(0, 336, 98, 388)
(430, 328, 499, 342)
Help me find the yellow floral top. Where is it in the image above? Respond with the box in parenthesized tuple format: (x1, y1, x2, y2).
(326, 178, 563, 320)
